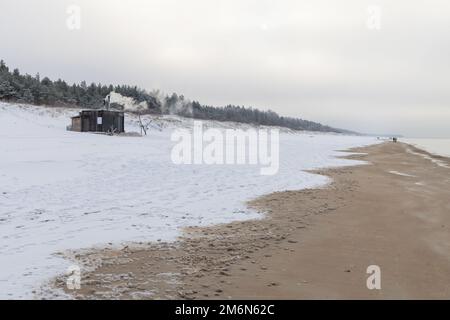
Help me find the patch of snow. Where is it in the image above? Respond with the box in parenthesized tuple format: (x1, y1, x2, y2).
(388, 170, 417, 177)
(405, 147, 450, 169)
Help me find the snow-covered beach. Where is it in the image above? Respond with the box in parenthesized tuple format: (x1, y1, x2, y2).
(0, 102, 379, 298)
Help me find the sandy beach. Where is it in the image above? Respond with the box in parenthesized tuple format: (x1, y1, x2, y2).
(53, 142, 450, 299)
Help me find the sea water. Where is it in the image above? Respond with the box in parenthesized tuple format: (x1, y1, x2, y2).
(403, 138, 450, 158)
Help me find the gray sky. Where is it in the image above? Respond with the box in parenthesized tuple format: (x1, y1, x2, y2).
(1, 0, 450, 137)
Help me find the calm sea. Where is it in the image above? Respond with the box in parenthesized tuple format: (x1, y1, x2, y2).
(402, 138, 450, 158)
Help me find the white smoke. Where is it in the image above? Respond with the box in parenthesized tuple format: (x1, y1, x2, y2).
(150, 89, 193, 116)
(107, 92, 148, 112)
(107, 90, 192, 115)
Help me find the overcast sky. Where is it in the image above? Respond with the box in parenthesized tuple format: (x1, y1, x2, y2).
(1, 0, 449, 137)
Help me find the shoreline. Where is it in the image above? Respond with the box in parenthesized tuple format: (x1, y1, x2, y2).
(403, 138, 450, 159)
(49, 141, 450, 299)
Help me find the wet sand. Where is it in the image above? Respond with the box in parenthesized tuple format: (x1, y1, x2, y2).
(52, 142, 450, 299)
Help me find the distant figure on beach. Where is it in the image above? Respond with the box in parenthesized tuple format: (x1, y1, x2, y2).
(393, 137, 397, 143)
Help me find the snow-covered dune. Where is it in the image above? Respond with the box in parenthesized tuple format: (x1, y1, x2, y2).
(0, 102, 379, 298)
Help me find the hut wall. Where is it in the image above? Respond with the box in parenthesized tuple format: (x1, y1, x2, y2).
(101, 111, 125, 133)
(71, 110, 125, 133)
(71, 117, 81, 132)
